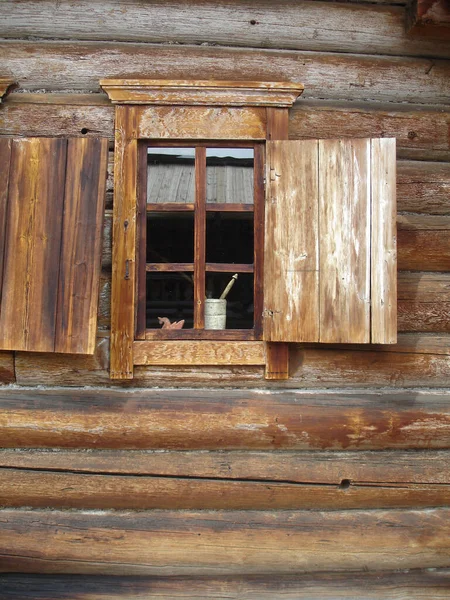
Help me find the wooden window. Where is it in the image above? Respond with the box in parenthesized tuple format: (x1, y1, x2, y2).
(101, 80, 396, 380)
(136, 141, 264, 341)
(0, 137, 108, 354)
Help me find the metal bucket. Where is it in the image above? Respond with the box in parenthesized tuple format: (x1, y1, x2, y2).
(204, 299, 227, 330)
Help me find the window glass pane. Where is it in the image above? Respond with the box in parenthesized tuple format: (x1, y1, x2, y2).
(206, 148, 254, 204)
(206, 212, 254, 264)
(147, 147, 195, 204)
(147, 212, 194, 263)
(205, 272, 254, 330)
(146, 271, 194, 329)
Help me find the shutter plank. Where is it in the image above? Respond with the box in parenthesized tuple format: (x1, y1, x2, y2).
(319, 139, 371, 343)
(0, 138, 66, 352)
(264, 140, 319, 342)
(0, 139, 12, 300)
(371, 138, 397, 344)
(56, 138, 108, 354)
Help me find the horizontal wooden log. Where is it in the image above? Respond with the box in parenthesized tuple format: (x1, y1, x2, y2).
(1, 508, 450, 575)
(2, 0, 447, 58)
(290, 100, 450, 162)
(1, 468, 449, 510)
(397, 161, 450, 214)
(398, 230, 450, 271)
(1, 449, 448, 483)
(1, 389, 450, 449)
(2, 41, 449, 105)
(1, 571, 450, 600)
(398, 272, 450, 302)
(2, 95, 450, 162)
(0, 449, 448, 510)
(398, 302, 450, 332)
(14, 335, 450, 387)
(0, 351, 14, 383)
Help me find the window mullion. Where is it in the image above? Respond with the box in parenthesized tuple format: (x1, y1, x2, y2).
(194, 146, 206, 329)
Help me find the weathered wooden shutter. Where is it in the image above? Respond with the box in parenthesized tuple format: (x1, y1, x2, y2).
(0, 137, 108, 354)
(264, 138, 396, 344)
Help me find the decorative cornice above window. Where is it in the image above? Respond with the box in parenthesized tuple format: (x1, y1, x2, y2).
(0, 79, 15, 103)
(100, 79, 303, 107)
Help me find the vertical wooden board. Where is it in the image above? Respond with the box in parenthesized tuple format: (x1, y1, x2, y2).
(194, 146, 206, 329)
(55, 138, 108, 354)
(0, 138, 66, 352)
(264, 140, 319, 342)
(0, 139, 12, 302)
(266, 107, 289, 140)
(110, 107, 138, 378)
(319, 139, 371, 344)
(371, 138, 397, 344)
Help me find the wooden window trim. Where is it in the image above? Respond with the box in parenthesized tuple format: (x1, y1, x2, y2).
(101, 80, 304, 380)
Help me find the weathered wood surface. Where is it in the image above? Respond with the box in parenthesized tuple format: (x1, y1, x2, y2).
(55, 138, 108, 354)
(0, 449, 448, 510)
(110, 107, 137, 379)
(0, 352, 15, 384)
(0, 78, 15, 102)
(264, 140, 319, 342)
(397, 161, 450, 214)
(2, 96, 449, 162)
(133, 341, 265, 366)
(13, 334, 450, 387)
(137, 106, 266, 140)
(3, 0, 446, 58)
(1, 508, 450, 575)
(398, 273, 450, 332)
(398, 230, 450, 271)
(1, 449, 448, 483)
(371, 138, 397, 344)
(101, 79, 302, 107)
(1, 389, 449, 449)
(1, 469, 449, 510)
(319, 139, 371, 343)
(2, 41, 449, 105)
(1, 571, 450, 600)
(0, 138, 66, 352)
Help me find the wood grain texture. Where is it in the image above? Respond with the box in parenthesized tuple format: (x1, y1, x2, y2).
(2, 96, 449, 162)
(1, 468, 449, 511)
(319, 139, 371, 343)
(398, 230, 450, 271)
(397, 161, 450, 214)
(1, 571, 449, 600)
(101, 79, 302, 106)
(5, 0, 449, 58)
(0, 138, 67, 352)
(0, 448, 448, 511)
(1, 388, 449, 449)
(110, 107, 138, 379)
(0, 352, 15, 384)
(137, 106, 266, 140)
(55, 138, 108, 354)
(1, 449, 448, 484)
(1, 508, 449, 575)
(264, 140, 319, 342)
(264, 342, 289, 379)
(133, 341, 265, 366)
(371, 138, 397, 344)
(2, 41, 449, 105)
(0, 139, 12, 301)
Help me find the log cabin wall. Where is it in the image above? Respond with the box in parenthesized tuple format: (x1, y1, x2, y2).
(1, 1, 450, 597)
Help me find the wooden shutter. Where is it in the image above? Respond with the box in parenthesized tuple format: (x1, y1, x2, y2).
(0, 137, 108, 354)
(264, 138, 396, 344)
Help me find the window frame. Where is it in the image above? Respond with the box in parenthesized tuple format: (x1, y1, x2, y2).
(136, 139, 265, 342)
(100, 79, 304, 380)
